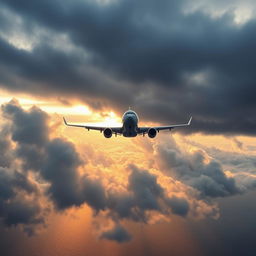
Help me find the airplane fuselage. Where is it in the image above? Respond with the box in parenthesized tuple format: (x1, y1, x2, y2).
(122, 110, 139, 137)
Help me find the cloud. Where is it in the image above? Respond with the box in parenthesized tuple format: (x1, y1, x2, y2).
(128, 165, 164, 211)
(182, 138, 256, 192)
(1, 99, 108, 212)
(100, 224, 132, 243)
(155, 137, 240, 197)
(0, 100, 110, 234)
(0, 167, 45, 235)
(0, 0, 256, 134)
(2, 99, 49, 146)
(41, 138, 85, 209)
(82, 178, 107, 211)
(165, 196, 190, 216)
(2, 198, 42, 227)
(0, 124, 12, 168)
(105, 164, 193, 226)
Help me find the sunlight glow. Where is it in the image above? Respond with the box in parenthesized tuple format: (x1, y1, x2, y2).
(98, 111, 122, 127)
(233, 7, 253, 24)
(44, 105, 92, 115)
(0, 94, 93, 115)
(183, 1, 255, 25)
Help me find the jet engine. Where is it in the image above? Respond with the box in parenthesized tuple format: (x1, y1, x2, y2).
(103, 128, 113, 138)
(148, 128, 157, 138)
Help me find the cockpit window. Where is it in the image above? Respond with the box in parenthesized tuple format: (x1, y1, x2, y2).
(125, 111, 134, 115)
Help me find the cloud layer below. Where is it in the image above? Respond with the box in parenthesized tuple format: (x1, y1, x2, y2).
(0, 100, 255, 242)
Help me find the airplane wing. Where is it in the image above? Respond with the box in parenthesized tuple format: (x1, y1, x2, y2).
(138, 117, 192, 134)
(63, 117, 123, 134)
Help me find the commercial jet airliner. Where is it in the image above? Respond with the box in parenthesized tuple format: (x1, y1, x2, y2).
(63, 109, 192, 138)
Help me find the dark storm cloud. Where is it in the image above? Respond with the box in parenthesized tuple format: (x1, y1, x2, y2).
(41, 138, 84, 209)
(82, 178, 107, 211)
(183, 138, 256, 191)
(156, 137, 240, 197)
(0, 108, 45, 234)
(0, 0, 256, 134)
(2, 199, 42, 227)
(128, 165, 164, 211)
(1, 99, 49, 171)
(100, 224, 132, 243)
(107, 165, 190, 224)
(0, 99, 111, 233)
(2, 99, 49, 146)
(165, 196, 190, 217)
(0, 124, 12, 168)
(107, 193, 134, 219)
(203, 148, 256, 192)
(0, 31, 132, 108)
(202, 146, 256, 173)
(0, 167, 44, 234)
(1, 100, 109, 212)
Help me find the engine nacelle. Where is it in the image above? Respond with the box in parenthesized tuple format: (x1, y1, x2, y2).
(148, 128, 157, 138)
(103, 128, 113, 138)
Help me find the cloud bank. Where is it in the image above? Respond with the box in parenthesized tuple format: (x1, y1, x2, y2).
(0, 100, 256, 242)
(0, 0, 256, 134)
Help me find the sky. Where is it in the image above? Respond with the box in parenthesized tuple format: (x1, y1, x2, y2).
(0, 0, 256, 255)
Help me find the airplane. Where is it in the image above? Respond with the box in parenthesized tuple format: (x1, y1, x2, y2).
(63, 109, 192, 138)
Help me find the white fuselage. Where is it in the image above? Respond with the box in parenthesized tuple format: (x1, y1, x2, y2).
(122, 110, 139, 137)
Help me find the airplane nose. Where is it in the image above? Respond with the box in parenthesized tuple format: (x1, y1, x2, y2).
(126, 115, 134, 122)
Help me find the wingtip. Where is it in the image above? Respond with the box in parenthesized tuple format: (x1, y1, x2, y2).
(188, 116, 192, 125)
(63, 117, 67, 125)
